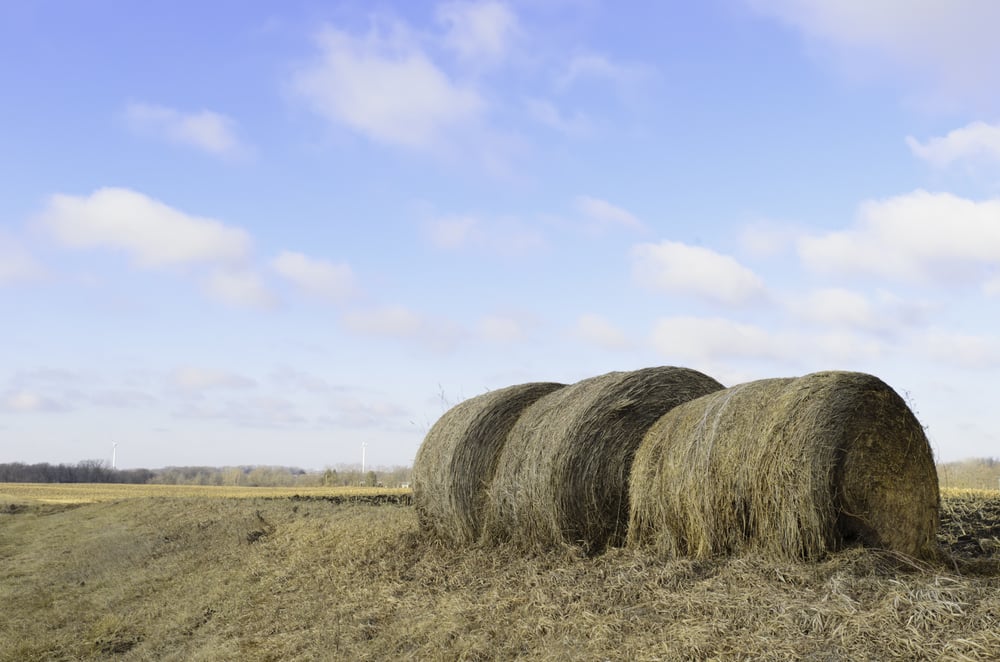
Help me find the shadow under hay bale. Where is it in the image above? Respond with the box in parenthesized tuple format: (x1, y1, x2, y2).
(482, 366, 724, 554)
(627, 371, 940, 561)
(413, 382, 567, 545)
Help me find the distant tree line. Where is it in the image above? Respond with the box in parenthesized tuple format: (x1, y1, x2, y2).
(0, 460, 154, 484)
(0, 461, 412, 488)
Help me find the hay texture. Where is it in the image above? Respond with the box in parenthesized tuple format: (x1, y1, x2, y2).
(628, 371, 939, 560)
(483, 367, 724, 553)
(413, 382, 566, 545)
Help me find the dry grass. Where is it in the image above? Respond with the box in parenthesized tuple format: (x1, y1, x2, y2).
(628, 372, 939, 561)
(0, 482, 408, 504)
(0, 485, 997, 661)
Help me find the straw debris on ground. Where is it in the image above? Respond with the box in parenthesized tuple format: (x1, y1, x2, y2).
(1, 485, 997, 661)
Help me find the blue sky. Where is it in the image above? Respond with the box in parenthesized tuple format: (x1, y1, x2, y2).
(3, 0, 1000, 470)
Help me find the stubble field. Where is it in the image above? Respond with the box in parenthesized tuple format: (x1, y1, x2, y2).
(1, 483, 998, 661)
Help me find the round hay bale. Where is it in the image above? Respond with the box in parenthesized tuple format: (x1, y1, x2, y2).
(627, 371, 940, 560)
(482, 366, 725, 553)
(413, 382, 566, 545)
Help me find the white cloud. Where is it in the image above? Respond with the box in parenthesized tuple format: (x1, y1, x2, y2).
(0, 232, 44, 285)
(292, 22, 484, 150)
(271, 250, 356, 302)
(574, 313, 631, 350)
(478, 315, 524, 343)
(170, 367, 257, 392)
(203, 268, 275, 309)
(37, 188, 252, 268)
(650, 316, 787, 362)
(632, 241, 767, 306)
(744, 0, 1000, 109)
(437, 1, 519, 64)
(576, 196, 644, 231)
(124, 102, 248, 158)
(906, 121, 1000, 167)
(798, 190, 1000, 284)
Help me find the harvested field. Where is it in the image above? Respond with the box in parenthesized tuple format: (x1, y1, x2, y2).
(0, 484, 997, 661)
(483, 366, 724, 553)
(629, 372, 939, 561)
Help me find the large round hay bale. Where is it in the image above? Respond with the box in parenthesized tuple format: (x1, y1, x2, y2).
(627, 371, 940, 560)
(413, 382, 566, 545)
(482, 366, 725, 553)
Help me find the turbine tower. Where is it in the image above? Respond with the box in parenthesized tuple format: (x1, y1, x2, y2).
(112, 442, 118, 470)
(362, 441, 367, 475)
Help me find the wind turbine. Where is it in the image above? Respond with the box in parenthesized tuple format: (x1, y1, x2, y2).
(362, 441, 367, 474)
(112, 442, 118, 470)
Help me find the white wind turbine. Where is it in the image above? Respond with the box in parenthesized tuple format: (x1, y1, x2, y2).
(112, 442, 118, 470)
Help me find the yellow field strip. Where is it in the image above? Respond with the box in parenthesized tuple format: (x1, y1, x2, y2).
(940, 487, 1000, 498)
(0, 482, 411, 504)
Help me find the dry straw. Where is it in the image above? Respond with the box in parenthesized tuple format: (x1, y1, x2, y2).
(482, 367, 724, 553)
(413, 382, 566, 545)
(628, 371, 940, 560)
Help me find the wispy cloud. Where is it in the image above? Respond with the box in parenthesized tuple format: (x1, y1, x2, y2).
(342, 305, 464, 353)
(123, 102, 249, 159)
(0, 231, 44, 285)
(423, 214, 546, 255)
(906, 121, 1000, 168)
(556, 53, 651, 91)
(270, 250, 356, 302)
(170, 367, 257, 392)
(1, 390, 70, 413)
(437, 1, 520, 65)
(203, 268, 276, 309)
(37, 187, 252, 268)
(525, 98, 592, 136)
(632, 241, 767, 306)
(576, 195, 644, 232)
(291, 22, 484, 151)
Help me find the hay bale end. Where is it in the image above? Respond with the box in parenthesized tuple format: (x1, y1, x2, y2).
(627, 371, 940, 560)
(413, 382, 566, 545)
